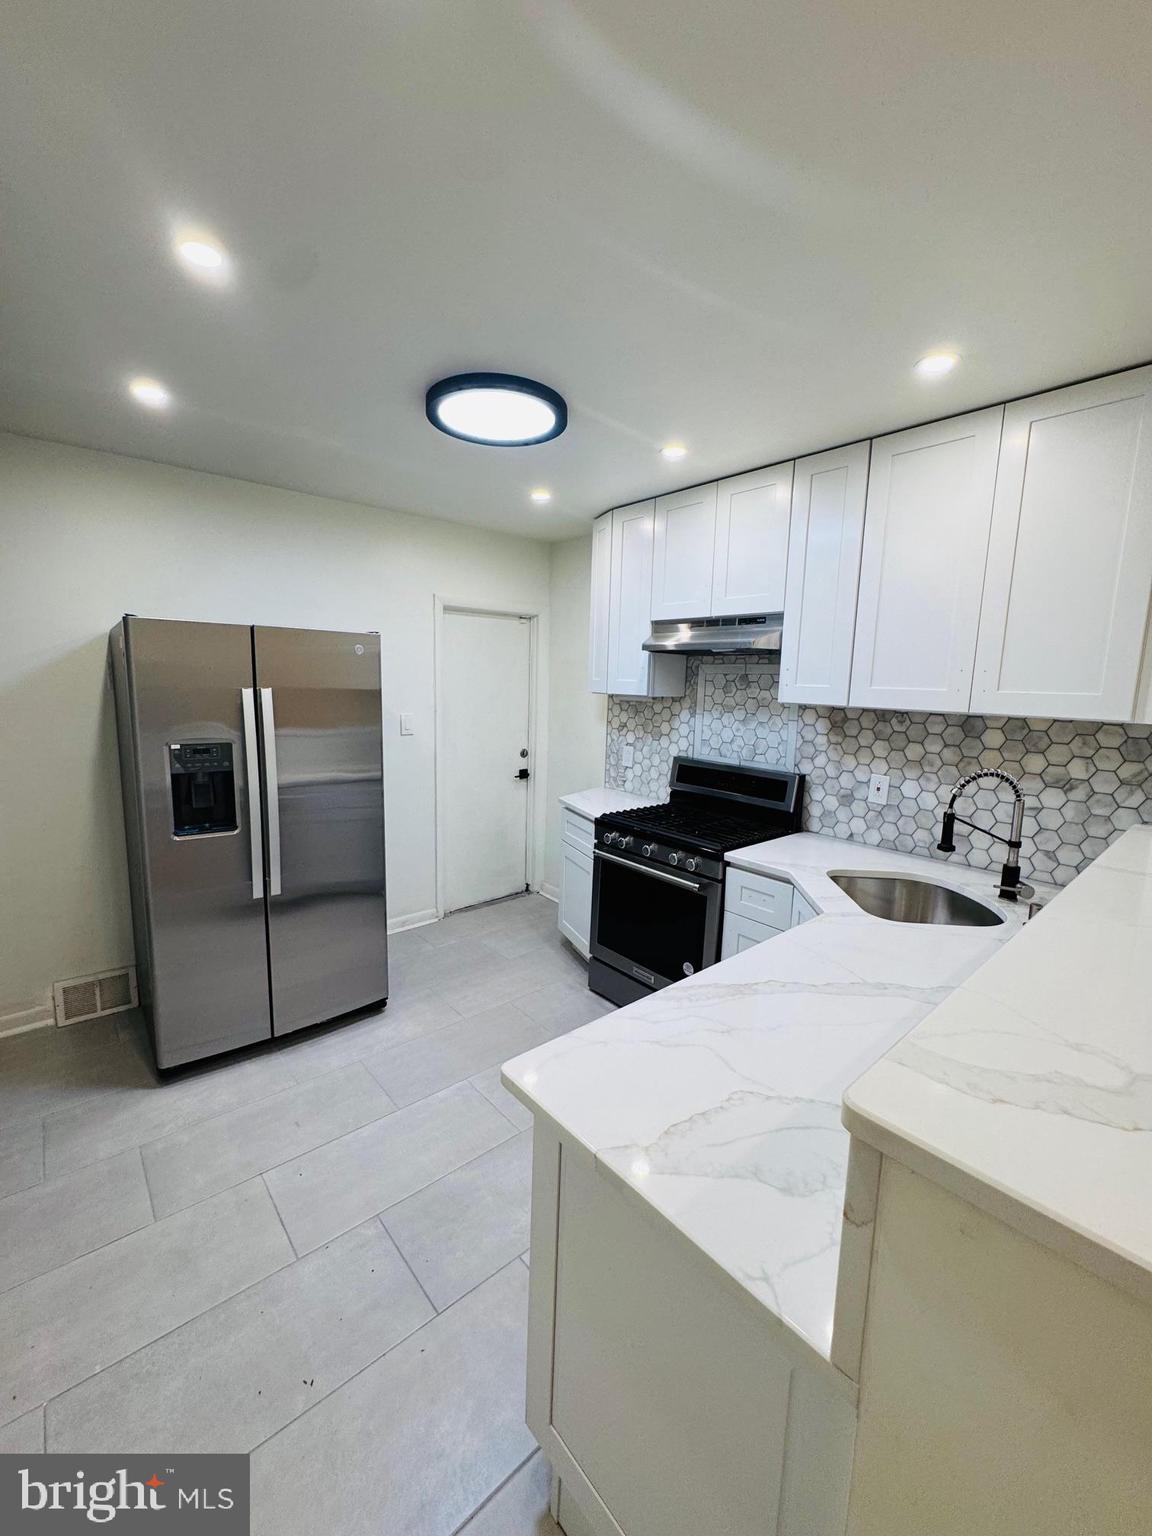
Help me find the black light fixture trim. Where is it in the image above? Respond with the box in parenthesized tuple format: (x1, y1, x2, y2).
(425, 372, 568, 446)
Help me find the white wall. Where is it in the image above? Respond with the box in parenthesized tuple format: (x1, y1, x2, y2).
(542, 535, 608, 897)
(0, 432, 552, 1024)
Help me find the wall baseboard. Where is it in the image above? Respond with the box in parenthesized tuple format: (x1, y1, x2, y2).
(387, 908, 440, 934)
(538, 883, 560, 903)
(0, 1001, 56, 1040)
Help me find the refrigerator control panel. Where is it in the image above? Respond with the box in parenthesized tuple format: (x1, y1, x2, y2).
(168, 741, 238, 838)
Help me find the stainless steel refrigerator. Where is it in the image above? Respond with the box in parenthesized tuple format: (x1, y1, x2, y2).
(110, 617, 388, 1069)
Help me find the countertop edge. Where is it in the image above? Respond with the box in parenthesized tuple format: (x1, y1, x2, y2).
(841, 1086, 1152, 1311)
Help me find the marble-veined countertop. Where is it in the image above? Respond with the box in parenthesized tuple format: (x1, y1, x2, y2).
(503, 830, 1040, 1365)
(845, 825, 1152, 1308)
(558, 787, 654, 819)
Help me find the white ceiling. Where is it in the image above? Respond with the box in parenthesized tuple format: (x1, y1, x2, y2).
(3, 0, 1151, 540)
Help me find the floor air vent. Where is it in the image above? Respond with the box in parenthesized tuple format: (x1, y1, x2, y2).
(53, 967, 138, 1027)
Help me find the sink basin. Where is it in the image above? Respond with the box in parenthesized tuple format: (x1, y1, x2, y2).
(829, 872, 1004, 927)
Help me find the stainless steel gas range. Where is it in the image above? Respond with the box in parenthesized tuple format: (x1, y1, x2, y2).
(589, 757, 804, 1006)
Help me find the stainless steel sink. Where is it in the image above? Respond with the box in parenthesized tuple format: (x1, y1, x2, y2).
(829, 872, 1005, 927)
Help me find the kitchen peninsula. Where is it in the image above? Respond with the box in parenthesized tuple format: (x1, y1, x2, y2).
(503, 827, 1152, 1536)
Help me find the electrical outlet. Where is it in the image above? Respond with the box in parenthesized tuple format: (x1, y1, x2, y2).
(399, 713, 415, 736)
(621, 744, 635, 769)
(867, 772, 891, 807)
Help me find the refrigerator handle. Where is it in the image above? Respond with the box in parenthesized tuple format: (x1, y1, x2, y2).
(260, 687, 282, 897)
(240, 688, 265, 901)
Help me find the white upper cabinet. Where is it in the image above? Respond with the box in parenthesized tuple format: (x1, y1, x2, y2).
(651, 483, 718, 620)
(710, 462, 794, 616)
(972, 367, 1152, 722)
(588, 511, 612, 693)
(602, 500, 686, 698)
(779, 442, 870, 705)
(850, 407, 1003, 712)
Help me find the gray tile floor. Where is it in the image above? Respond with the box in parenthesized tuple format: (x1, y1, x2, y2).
(0, 894, 613, 1534)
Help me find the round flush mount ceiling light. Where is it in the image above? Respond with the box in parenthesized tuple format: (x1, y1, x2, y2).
(425, 373, 567, 446)
(661, 441, 688, 461)
(128, 376, 172, 410)
(530, 487, 553, 504)
(914, 351, 960, 379)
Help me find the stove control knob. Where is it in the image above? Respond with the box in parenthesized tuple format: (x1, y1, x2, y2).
(618, 835, 632, 849)
(685, 858, 699, 873)
(668, 852, 681, 866)
(641, 843, 655, 857)
(604, 831, 618, 846)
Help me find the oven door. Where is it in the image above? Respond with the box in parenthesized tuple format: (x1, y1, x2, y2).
(591, 847, 722, 990)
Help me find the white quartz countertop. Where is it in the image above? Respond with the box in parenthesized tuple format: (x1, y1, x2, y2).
(845, 825, 1152, 1307)
(503, 831, 1036, 1365)
(558, 787, 653, 819)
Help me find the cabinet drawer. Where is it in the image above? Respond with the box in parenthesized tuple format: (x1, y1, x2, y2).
(725, 868, 794, 928)
(721, 910, 786, 959)
(561, 808, 596, 852)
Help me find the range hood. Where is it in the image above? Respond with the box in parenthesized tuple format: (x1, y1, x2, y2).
(642, 614, 783, 656)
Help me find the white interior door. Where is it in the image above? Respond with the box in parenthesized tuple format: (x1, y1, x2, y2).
(440, 608, 532, 913)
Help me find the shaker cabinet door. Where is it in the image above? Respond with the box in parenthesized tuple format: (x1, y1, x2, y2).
(779, 442, 870, 705)
(850, 408, 1003, 712)
(971, 366, 1152, 722)
(651, 483, 718, 620)
(607, 500, 657, 695)
(710, 463, 794, 617)
(588, 512, 612, 694)
(558, 838, 594, 957)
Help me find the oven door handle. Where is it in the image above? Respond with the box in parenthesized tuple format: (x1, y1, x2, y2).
(595, 848, 704, 893)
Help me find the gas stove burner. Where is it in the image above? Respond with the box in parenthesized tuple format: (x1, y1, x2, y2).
(605, 800, 784, 852)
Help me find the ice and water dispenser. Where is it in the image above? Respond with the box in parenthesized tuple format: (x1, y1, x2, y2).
(168, 742, 238, 837)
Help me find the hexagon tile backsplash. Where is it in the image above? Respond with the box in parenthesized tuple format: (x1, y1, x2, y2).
(604, 659, 1152, 886)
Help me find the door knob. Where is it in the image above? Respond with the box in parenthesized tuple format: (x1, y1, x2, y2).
(515, 768, 530, 780)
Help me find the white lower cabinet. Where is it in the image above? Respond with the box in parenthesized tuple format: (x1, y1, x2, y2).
(526, 1127, 857, 1536)
(792, 890, 818, 926)
(558, 811, 595, 958)
(725, 868, 794, 929)
(721, 871, 817, 959)
(721, 910, 785, 959)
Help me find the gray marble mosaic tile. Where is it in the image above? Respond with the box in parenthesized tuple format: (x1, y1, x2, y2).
(693, 661, 798, 769)
(604, 660, 699, 800)
(604, 664, 1152, 885)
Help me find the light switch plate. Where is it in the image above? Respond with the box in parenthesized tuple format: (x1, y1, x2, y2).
(399, 713, 414, 736)
(621, 744, 635, 769)
(867, 772, 891, 807)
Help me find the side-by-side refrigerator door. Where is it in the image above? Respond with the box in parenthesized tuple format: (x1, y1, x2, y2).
(253, 626, 388, 1036)
(120, 617, 272, 1067)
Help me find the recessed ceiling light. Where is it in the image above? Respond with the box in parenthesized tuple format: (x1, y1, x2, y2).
(425, 373, 567, 446)
(172, 230, 233, 286)
(530, 488, 553, 504)
(914, 352, 960, 379)
(661, 442, 688, 461)
(128, 376, 172, 410)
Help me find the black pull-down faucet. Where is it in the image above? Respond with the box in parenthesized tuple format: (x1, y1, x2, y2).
(937, 769, 1035, 903)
